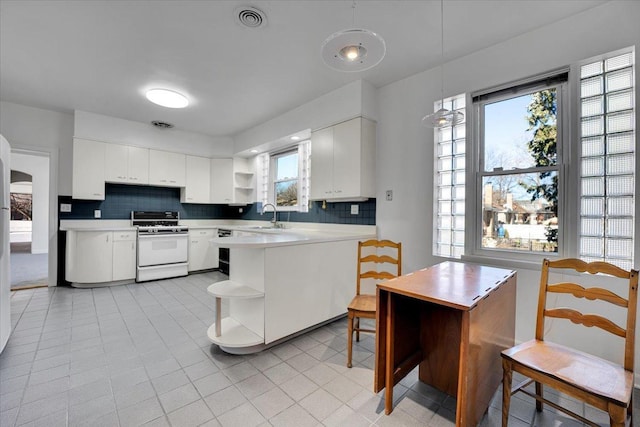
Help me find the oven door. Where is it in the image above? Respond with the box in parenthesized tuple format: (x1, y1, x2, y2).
(137, 233, 188, 267)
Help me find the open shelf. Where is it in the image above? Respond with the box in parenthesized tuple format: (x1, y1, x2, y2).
(207, 317, 264, 347)
(207, 280, 263, 299)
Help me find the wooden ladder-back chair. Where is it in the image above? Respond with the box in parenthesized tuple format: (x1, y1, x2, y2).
(501, 258, 638, 427)
(347, 239, 401, 368)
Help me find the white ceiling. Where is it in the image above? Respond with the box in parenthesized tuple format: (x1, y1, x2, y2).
(0, 0, 606, 138)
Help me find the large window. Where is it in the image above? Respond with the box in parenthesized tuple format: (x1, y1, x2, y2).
(578, 51, 635, 270)
(473, 74, 567, 256)
(434, 48, 636, 268)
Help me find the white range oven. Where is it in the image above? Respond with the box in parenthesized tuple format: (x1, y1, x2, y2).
(132, 211, 189, 282)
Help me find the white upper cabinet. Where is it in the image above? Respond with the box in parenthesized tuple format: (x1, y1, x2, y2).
(72, 138, 106, 200)
(211, 158, 234, 204)
(309, 127, 333, 199)
(181, 155, 211, 203)
(105, 144, 149, 185)
(128, 146, 150, 184)
(148, 149, 186, 187)
(310, 117, 376, 201)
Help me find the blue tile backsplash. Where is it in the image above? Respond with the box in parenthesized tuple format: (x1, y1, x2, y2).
(59, 183, 376, 225)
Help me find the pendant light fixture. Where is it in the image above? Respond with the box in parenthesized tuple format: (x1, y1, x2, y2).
(422, 0, 464, 128)
(321, 2, 385, 72)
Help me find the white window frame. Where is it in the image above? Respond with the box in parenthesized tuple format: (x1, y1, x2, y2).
(256, 141, 311, 213)
(466, 72, 569, 266)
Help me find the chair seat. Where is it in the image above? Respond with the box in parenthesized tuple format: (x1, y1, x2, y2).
(348, 294, 376, 315)
(502, 339, 634, 406)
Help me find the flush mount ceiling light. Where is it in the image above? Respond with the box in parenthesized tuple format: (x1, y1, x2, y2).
(321, 2, 385, 72)
(422, 0, 464, 128)
(145, 89, 189, 109)
(290, 136, 301, 141)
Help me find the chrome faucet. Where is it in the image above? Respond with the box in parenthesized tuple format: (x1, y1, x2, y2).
(261, 203, 278, 226)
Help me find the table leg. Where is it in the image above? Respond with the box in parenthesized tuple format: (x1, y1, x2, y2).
(384, 293, 395, 415)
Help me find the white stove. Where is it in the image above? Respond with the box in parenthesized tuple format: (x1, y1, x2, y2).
(132, 211, 189, 282)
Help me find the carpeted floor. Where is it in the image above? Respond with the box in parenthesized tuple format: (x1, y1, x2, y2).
(9, 242, 48, 290)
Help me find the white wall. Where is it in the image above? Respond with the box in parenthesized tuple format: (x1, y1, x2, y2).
(233, 80, 377, 154)
(375, 1, 640, 384)
(10, 152, 49, 254)
(0, 101, 72, 286)
(74, 110, 234, 157)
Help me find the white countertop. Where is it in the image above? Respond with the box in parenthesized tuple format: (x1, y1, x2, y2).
(209, 226, 376, 248)
(60, 220, 376, 247)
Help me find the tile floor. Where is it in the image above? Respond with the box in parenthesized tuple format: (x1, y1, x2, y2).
(1, 271, 637, 427)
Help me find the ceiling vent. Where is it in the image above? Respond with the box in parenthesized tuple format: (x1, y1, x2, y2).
(151, 120, 174, 129)
(235, 6, 267, 28)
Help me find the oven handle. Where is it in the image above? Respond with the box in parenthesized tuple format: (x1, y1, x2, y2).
(138, 233, 189, 239)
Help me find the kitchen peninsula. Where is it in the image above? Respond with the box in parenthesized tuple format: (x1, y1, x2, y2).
(207, 224, 376, 354)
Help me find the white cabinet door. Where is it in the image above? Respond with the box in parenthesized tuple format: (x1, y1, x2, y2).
(181, 155, 211, 203)
(72, 139, 105, 200)
(309, 117, 375, 200)
(128, 146, 149, 184)
(332, 117, 362, 198)
(112, 231, 136, 281)
(211, 158, 233, 203)
(105, 145, 149, 185)
(310, 126, 333, 200)
(105, 144, 129, 183)
(73, 231, 112, 283)
(188, 229, 218, 271)
(149, 150, 186, 187)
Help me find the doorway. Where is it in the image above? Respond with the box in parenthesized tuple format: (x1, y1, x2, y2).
(10, 151, 49, 290)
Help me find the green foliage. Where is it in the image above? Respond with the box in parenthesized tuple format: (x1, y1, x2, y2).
(521, 89, 558, 244)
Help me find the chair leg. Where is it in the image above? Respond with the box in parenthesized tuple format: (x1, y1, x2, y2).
(608, 403, 626, 427)
(347, 311, 354, 368)
(535, 381, 543, 412)
(355, 317, 360, 342)
(502, 358, 512, 427)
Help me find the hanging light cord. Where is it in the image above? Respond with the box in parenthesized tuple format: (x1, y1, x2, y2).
(352, 1, 356, 26)
(439, 0, 444, 109)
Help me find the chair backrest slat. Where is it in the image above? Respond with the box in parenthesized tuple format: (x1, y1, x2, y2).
(535, 258, 639, 371)
(356, 239, 401, 296)
(547, 283, 628, 307)
(360, 254, 400, 265)
(544, 308, 627, 337)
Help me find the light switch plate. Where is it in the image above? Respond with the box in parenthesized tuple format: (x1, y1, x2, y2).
(351, 205, 359, 215)
(386, 190, 393, 201)
(94, 210, 101, 218)
(60, 203, 71, 212)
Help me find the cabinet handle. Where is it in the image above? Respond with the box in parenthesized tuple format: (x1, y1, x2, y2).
(170, 180, 176, 183)
(160, 179, 167, 183)
(93, 193, 102, 196)
(106, 235, 109, 242)
(335, 190, 342, 193)
(131, 242, 134, 250)
(130, 177, 137, 180)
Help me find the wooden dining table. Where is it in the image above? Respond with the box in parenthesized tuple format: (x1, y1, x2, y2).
(374, 261, 517, 426)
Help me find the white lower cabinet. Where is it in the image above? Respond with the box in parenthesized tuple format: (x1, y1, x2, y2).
(112, 231, 136, 281)
(188, 229, 218, 272)
(66, 231, 113, 283)
(66, 230, 137, 286)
